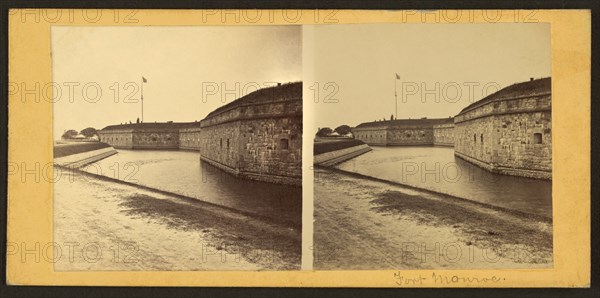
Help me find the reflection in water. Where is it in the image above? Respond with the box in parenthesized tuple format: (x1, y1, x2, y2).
(85, 150, 302, 228)
(336, 146, 552, 218)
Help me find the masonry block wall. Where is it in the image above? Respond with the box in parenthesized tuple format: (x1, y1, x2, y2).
(387, 126, 434, 145)
(99, 123, 203, 150)
(454, 117, 495, 163)
(131, 129, 180, 149)
(238, 117, 302, 183)
(351, 128, 387, 145)
(179, 127, 202, 151)
(200, 120, 241, 172)
(200, 82, 302, 186)
(97, 84, 301, 186)
(352, 118, 454, 147)
(454, 77, 551, 179)
(433, 124, 455, 146)
(97, 129, 133, 149)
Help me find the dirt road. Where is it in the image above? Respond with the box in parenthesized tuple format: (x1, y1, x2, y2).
(313, 168, 553, 270)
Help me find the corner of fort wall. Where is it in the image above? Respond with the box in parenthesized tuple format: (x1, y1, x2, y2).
(199, 93, 302, 186)
(453, 92, 552, 180)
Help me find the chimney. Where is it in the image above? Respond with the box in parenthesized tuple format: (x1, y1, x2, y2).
(277, 82, 282, 86)
(530, 77, 534, 81)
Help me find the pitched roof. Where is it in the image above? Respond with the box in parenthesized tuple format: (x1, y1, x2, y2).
(458, 77, 551, 114)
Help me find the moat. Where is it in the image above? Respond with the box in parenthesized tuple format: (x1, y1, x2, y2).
(83, 150, 302, 228)
(335, 146, 552, 218)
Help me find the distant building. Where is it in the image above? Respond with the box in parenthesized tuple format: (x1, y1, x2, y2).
(350, 77, 551, 180)
(97, 82, 302, 186)
(98, 122, 202, 150)
(454, 77, 551, 180)
(352, 118, 454, 146)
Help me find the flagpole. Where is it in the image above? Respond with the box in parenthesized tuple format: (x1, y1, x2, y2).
(394, 75, 397, 119)
(141, 77, 144, 123)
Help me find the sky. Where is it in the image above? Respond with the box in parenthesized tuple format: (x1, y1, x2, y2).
(51, 23, 550, 137)
(305, 23, 551, 130)
(51, 25, 301, 138)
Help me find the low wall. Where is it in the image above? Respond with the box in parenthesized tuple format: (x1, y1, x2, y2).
(54, 147, 117, 168)
(314, 144, 372, 167)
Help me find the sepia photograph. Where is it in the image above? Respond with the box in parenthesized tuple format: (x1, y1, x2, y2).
(5, 8, 591, 289)
(309, 23, 553, 270)
(51, 25, 302, 270)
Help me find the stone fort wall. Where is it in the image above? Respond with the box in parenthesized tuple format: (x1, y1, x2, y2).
(351, 127, 387, 145)
(387, 126, 434, 146)
(433, 123, 455, 146)
(179, 127, 202, 151)
(352, 119, 454, 147)
(350, 78, 551, 180)
(454, 78, 551, 179)
(200, 83, 302, 186)
(131, 130, 180, 150)
(98, 125, 195, 150)
(98, 82, 302, 186)
(97, 129, 133, 149)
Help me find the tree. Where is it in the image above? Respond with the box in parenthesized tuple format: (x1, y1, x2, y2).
(136, 117, 140, 123)
(334, 125, 352, 136)
(391, 114, 394, 120)
(61, 129, 78, 139)
(80, 127, 97, 138)
(316, 127, 333, 137)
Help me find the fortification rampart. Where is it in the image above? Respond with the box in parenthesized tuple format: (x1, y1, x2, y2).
(179, 127, 202, 151)
(433, 123, 455, 146)
(349, 78, 551, 180)
(352, 118, 454, 147)
(454, 77, 551, 180)
(97, 129, 134, 149)
(199, 82, 302, 186)
(97, 82, 302, 186)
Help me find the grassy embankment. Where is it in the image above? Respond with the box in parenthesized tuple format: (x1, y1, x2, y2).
(54, 141, 111, 158)
(314, 138, 365, 155)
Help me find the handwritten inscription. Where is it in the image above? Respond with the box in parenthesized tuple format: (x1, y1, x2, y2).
(394, 271, 505, 286)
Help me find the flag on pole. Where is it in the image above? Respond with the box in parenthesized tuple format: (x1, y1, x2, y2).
(395, 73, 400, 80)
(142, 76, 147, 83)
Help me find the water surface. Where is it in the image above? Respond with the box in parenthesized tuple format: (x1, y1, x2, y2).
(335, 146, 552, 218)
(84, 150, 302, 228)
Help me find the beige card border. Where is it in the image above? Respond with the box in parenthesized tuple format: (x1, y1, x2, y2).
(7, 9, 590, 287)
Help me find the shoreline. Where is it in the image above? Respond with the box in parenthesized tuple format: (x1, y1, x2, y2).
(314, 167, 553, 270)
(54, 170, 301, 271)
(319, 165, 552, 223)
(57, 165, 301, 230)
